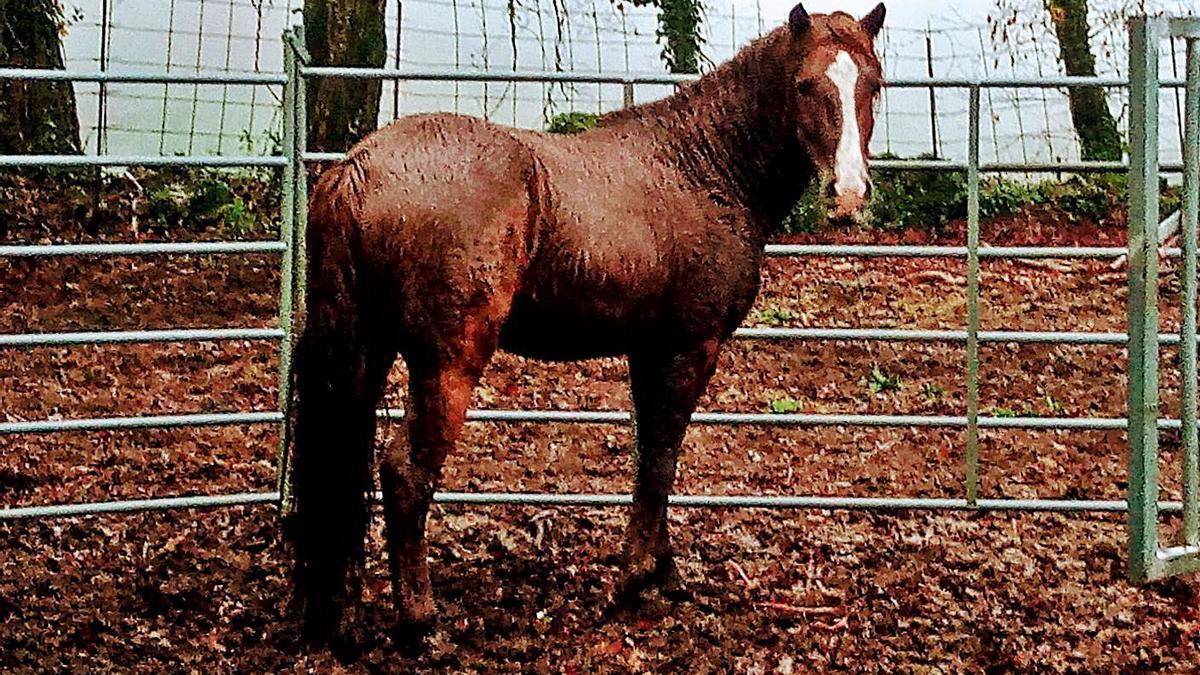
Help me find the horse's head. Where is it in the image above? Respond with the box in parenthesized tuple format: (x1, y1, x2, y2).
(786, 3, 885, 223)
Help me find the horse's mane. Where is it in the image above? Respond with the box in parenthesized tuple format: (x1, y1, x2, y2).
(593, 25, 806, 223)
(597, 26, 790, 131)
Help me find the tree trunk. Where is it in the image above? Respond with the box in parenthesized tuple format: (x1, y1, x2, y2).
(0, 0, 82, 154)
(304, 0, 387, 152)
(1046, 0, 1122, 161)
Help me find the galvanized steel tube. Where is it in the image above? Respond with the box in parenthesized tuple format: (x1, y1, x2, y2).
(0, 328, 283, 348)
(0, 241, 286, 257)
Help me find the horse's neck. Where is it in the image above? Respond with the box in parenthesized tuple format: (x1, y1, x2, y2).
(619, 54, 816, 231)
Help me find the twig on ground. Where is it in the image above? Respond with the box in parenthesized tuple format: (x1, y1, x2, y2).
(811, 616, 851, 631)
(909, 270, 964, 285)
(755, 601, 838, 615)
(727, 560, 754, 588)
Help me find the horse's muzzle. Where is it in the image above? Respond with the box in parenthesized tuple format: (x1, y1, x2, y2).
(826, 181, 871, 224)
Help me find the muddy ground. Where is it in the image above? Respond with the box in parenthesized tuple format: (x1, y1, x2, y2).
(2, 203, 1200, 673)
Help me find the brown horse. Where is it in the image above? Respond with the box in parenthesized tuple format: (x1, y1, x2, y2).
(290, 2, 886, 642)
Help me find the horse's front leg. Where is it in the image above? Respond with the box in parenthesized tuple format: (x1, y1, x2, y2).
(617, 337, 722, 605)
(380, 360, 485, 636)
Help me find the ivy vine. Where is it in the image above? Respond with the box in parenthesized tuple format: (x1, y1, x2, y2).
(622, 0, 706, 74)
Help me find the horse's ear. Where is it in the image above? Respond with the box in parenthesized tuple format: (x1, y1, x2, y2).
(860, 3, 886, 39)
(789, 3, 811, 38)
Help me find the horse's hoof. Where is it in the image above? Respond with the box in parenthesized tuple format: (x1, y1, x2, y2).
(609, 569, 653, 615)
(653, 559, 693, 602)
(391, 617, 435, 655)
(301, 601, 342, 647)
(656, 577, 693, 603)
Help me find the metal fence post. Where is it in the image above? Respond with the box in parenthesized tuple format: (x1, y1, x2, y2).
(274, 31, 299, 512)
(1182, 34, 1200, 547)
(1127, 16, 1164, 583)
(275, 27, 311, 514)
(965, 85, 981, 505)
(293, 25, 310, 326)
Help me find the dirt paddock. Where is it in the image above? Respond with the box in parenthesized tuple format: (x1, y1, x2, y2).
(3, 215, 1200, 673)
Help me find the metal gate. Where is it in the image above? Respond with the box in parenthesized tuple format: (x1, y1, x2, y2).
(1125, 16, 1200, 582)
(1, 19, 1197, 584)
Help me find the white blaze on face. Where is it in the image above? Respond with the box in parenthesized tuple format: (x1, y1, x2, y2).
(825, 50, 868, 202)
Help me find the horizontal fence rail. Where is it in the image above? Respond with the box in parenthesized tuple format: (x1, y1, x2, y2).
(298, 66, 1189, 88)
(0, 408, 1175, 436)
(0, 327, 284, 348)
(0, 241, 286, 257)
(0, 68, 286, 84)
(304, 151, 1186, 174)
(0, 490, 1185, 521)
(0, 155, 286, 168)
(733, 327, 1196, 345)
(6, 325, 1192, 349)
(763, 244, 1182, 258)
(0, 412, 280, 435)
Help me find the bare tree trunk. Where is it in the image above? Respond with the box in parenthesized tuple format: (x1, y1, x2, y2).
(0, 0, 82, 154)
(1046, 0, 1122, 161)
(304, 0, 387, 152)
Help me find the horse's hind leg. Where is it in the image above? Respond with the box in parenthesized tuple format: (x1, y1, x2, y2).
(292, 320, 396, 643)
(379, 317, 503, 634)
(617, 338, 722, 605)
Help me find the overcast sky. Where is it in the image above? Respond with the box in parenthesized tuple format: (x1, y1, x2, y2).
(758, 0, 985, 30)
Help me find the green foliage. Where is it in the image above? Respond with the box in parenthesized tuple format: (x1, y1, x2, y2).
(867, 365, 902, 394)
(754, 306, 800, 326)
(1048, 174, 1126, 221)
(921, 382, 945, 400)
(867, 154, 966, 233)
(623, 0, 706, 74)
(655, 0, 705, 73)
(780, 182, 826, 234)
(546, 111, 599, 135)
(978, 178, 1050, 219)
(1044, 395, 1066, 415)
(768, 396, 804, 414)
(146, 185, 191, 229)
(991, 407, 1021, 418)
(782, 154, 1147, 235)
(239, 126, 284, 156)
(144, 171, 265, 234)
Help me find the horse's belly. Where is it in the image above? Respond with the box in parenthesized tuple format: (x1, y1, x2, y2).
(498, 296, 635, 361)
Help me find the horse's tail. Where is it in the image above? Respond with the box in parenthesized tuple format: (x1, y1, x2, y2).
(288, 157, 376, 641)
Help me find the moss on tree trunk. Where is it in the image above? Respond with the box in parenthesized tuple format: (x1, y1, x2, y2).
(304, 0, 387, 152)
(1046, 0, 1122, 161)
(0, 0, 82, 154)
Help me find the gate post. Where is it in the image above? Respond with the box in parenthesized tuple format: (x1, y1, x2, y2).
(1126, 15, 1164, 583)
(275, 28, 309, 514)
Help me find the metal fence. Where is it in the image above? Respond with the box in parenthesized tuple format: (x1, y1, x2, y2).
(2, 19, 1199, 584)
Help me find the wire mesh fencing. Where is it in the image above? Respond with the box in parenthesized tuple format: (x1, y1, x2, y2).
(57, 0, 1195, 166)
